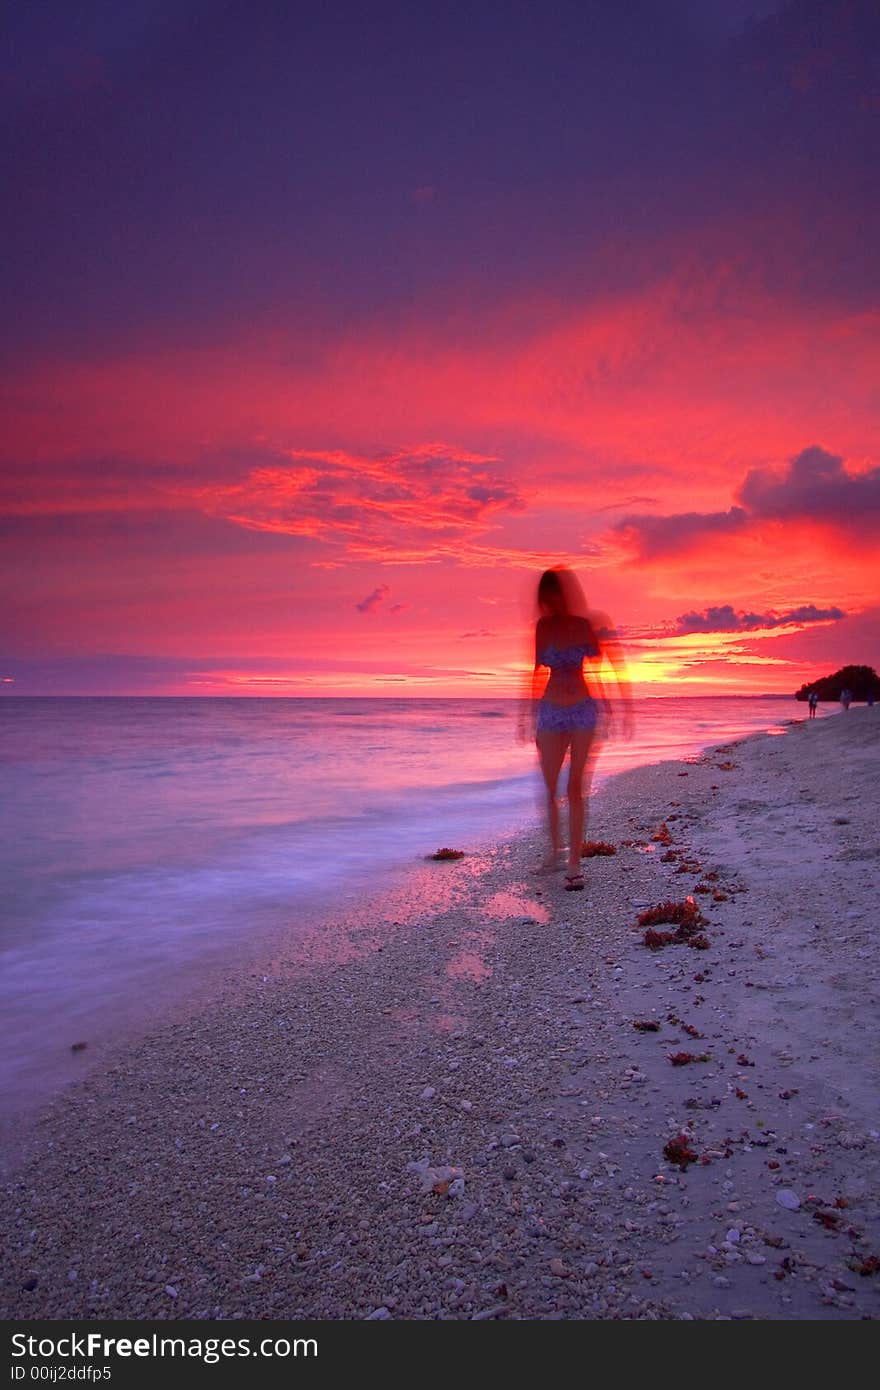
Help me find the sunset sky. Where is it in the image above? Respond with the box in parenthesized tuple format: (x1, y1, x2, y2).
(3, 0, 878, 696)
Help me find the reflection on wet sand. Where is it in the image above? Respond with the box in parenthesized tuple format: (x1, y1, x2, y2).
(432, 1010, 469, 1035)
(444, 884, 550, 987)
(480, 887, 551, 924)
(446, 947, 493, 983)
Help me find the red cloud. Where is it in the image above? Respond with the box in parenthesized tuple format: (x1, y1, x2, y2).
(194, 443, 527, 563)
(5, 270, 878, 494)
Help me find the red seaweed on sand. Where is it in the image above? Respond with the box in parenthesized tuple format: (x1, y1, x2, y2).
(663, 1134, 698, 1169)
(644, 929, 677, 950)
(638, 898, 704, 929)
(813, 1209, 841, 1230)
(429, 847, 465, 860)
(638, 897, 708, 949)
(581, 840, 617, 857)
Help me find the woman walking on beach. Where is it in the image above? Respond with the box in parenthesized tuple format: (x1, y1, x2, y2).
(521, 568, 632, 890)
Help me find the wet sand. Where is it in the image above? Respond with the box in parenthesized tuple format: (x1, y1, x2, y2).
(2, 708, 878, 1320)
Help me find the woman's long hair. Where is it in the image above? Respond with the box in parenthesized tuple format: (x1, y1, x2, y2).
(536, 566, 589, 619)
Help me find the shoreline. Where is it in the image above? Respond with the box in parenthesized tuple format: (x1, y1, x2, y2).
(2, 709, 878, 1319)
(0, 695, 802, 1140)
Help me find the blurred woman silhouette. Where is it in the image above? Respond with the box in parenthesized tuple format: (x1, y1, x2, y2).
(520, 568, 632, 890)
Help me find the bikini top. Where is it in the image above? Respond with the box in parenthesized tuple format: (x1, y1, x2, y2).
(540, 642, 599, 671)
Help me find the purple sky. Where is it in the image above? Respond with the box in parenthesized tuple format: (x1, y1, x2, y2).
(2, 1, 878, 694)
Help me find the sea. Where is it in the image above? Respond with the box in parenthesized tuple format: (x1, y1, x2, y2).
(0, 694, 818, 1119)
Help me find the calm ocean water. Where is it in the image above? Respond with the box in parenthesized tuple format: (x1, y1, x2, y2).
(0, 694, 814, 1113)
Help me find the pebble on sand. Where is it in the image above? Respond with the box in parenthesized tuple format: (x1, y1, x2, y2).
(775, 1190, 801, 1210)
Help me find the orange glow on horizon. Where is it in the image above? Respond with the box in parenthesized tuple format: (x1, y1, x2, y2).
(3, 274, 877, 696)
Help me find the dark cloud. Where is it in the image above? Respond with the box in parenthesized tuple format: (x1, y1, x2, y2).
(355, 584, 390, 614)
(760, 603, 880, 662)
(737, 446, 880, 524)
(615, 507, 747, 558)
(466, 484, 515, 505)
(354, 587, 408, 615)
(674, 602, 845, 634)
(617, 444, 879, 557)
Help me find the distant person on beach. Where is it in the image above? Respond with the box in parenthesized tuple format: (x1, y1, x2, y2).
(808, 690, 819, 719)
(840, 688, 852, 712)
(520, 567, 633, 891)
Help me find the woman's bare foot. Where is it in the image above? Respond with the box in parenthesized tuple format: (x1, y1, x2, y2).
(564, 848, 585, 890)
(531, 848, 564, 875)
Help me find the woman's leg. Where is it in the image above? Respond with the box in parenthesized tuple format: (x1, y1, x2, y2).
(536, 731, 569, 864)
(566, 729, 598, 873)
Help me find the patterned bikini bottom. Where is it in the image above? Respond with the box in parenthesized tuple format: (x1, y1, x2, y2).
(536, 696, 599, 735)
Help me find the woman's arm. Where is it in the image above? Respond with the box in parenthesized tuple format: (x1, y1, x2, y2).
(518, 625, 547, 742)
(593, 611, 634, 738)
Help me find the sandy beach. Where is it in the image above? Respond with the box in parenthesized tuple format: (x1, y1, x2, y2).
(2, 707, 878, 1321)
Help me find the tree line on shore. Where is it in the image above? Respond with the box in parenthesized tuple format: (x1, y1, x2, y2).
(795, 664, 880, 702)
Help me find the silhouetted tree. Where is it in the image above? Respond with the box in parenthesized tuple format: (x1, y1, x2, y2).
(795, 665, 880, 702)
